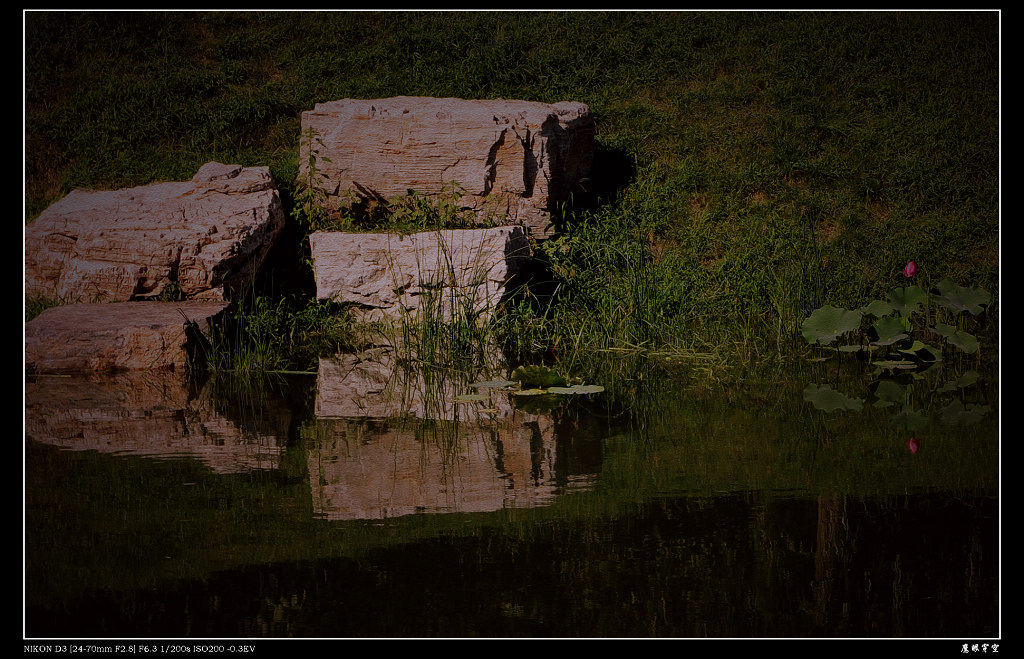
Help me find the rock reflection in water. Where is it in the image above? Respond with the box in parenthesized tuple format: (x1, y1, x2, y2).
(312, 351, 601, 520)
(316, 349, 512, 421)
(24, 370, 288, 473)
(23, 351, 604, 521)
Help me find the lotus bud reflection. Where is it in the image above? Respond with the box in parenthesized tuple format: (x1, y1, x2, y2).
(906, 437, 920, 454)
(903, 261, 919, 278)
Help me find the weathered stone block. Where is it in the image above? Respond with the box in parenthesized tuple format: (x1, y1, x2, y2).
(24, 162, 284, 303)
(24, 301, 228, 373)
(310, 226, 532, 323)
(300, 96, 594, 238)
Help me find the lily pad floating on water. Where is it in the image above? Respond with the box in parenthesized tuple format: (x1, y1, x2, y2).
(453, 393, 490, 403)
(504, 365, 605, 400)
(872, 359, 919, 371)
(511, 388, 553, 396)
(470, 379, 518, 390)
(546, 384, 605, 395)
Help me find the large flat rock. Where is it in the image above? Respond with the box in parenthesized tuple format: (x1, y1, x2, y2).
(25, 162, 284, 303)
(310, 226, 532, 323)
(300, 96, 594, 239)
(25, 301, 229, 373)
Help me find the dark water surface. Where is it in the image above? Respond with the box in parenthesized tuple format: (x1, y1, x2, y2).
(24, 359, 999, 639)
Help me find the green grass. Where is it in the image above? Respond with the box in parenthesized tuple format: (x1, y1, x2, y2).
(204, 294, 355, 375)
(24, 10, 999, 372)
(25, 294, 61, 323)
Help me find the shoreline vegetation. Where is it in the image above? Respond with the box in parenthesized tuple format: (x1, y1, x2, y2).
(24, 11, 999, 379)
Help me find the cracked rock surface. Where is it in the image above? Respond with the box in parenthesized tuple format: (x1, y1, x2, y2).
(300, 96, 594, 239)
(310, 226, 532, 324)
(25, 162, 285, 303)
(25, 301, 229, 373)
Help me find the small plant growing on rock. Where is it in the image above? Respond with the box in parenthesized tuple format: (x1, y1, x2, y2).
(292, 127, 335, 233)
(332, 183, 479, 234)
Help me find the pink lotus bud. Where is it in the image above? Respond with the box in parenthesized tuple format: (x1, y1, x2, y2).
(903, 261, 919, 278)
(906, 437, 920, 454)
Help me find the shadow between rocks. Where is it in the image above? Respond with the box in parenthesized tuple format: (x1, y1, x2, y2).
(550, 142, 636, 235)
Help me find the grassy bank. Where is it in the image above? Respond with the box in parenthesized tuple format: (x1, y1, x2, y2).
(24, 10, 1000, 372)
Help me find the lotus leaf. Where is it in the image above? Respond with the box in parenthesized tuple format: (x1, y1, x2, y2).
(889, 406, 930, 433)
(872, 360, 918, 371)
(512, 388, 552, 396)
(932, 279, 991, 315)
(546, 384, 605, 395)
(803, 383, 863, 412)
(896, 340, 941, 364)
(937, 370, 980, 394)
(887, 285, 928, 316)
(939, 399, 991, 425)
(930, 323, 980, 354)
(870, 379, 906, 408)
(945, 331, 979, 354)
(510, 365, 567, 388)
(870, 315, 910, 346)
(955, 370, 981, 388)
(471, 379, 518, 390)
(454, 393, 489, 403)
(860, 299, 895, 317)
(801, 306, 863, 345)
